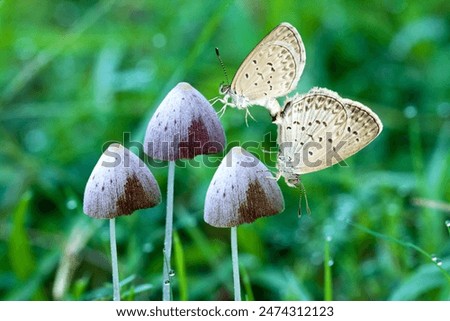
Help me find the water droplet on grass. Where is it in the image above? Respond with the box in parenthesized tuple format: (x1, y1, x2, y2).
(431, 254, 443, 267)
(143, 243, 153, 253)
(169, 269, 175, 277)
(66, 199, 77, 210)
(328, 259, 334, 267)
(445, 220, 450, 228)
(404, 105, 417, 119)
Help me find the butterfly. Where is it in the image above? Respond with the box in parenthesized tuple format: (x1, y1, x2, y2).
(276, 87, 383, 188)
(213, 22, 306, 119)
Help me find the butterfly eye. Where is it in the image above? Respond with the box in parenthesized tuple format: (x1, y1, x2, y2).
(219, 84, 230, 95)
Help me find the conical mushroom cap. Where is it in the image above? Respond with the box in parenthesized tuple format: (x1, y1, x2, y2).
(144, 82, 226, 161)
(83, 143, 161, 219)
(204, 147, 284, 227)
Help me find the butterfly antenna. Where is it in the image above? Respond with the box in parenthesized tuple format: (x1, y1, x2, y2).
(215, 47, 230, 85)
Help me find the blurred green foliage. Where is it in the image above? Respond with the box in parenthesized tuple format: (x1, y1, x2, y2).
(0, 0, 449, 300)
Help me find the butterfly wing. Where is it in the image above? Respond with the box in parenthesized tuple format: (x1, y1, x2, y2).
(335, 98, 383, 158)
(278, 88, 383, 176)
(231, 22, 306, 106)
(278, 88, 349, 175)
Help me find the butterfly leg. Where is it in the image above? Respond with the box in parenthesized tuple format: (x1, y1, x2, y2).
(210, 96, 229, 117)
(217, 103, 228, 118)
(264, 170, 282, 181)
(209, 96, 220, 105)
(244, 109, 256, 126)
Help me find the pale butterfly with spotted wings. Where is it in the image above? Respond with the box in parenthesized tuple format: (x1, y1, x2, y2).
(275, 87, 382, 215)
(213, 22, 306, 118)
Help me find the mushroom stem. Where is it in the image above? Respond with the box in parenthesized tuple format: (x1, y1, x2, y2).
(162, 160, 175, 301)
(109, 218, 120, 301)
(231, 226, 241, 301)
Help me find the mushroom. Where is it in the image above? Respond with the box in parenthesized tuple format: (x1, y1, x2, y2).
(204, 147, 284, 300)
(83, 143, 161, 301)
(143, 82, 226, 300)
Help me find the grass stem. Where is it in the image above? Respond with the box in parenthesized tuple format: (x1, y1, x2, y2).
(324, 236, 333, 301)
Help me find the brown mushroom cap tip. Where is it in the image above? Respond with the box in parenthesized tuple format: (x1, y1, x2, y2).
(204, 147, 285, 227)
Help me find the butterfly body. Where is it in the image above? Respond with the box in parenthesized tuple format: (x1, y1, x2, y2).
(276, 87, 383, 186)
(219, 83, 282, 117)
(216, 22, 306, 117)
(275, 156, 301, 187)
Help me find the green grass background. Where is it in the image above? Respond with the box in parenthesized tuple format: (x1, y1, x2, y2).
(0, 0, 449, 300)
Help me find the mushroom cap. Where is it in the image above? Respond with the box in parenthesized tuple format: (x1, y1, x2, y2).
(144, 82, 226, 161)
(83, 143, 161, 219)
(204, 147, 284, 227)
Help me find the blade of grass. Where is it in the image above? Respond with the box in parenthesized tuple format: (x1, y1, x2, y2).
(8, 191, 34, 280)
(52, 217, 102, 300)
(324, 236, 333, 301)
(122, 284, 153, 300)
(283, 268, 312, 300)
(347, 220, 450, 283)
(252, 267, 312, 300)
(72, 276, 90, 300)
(240, 264, 254, 301)
(408, 117, 433, 250)
(173, 231, 188, 301)
(389, 258, 450, 300)
(6, 190, 47, 297)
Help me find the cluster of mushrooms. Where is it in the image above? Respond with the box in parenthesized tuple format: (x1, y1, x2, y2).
(83, 82, 284, 301)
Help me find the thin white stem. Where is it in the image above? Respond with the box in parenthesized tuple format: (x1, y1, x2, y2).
(162, 161, 175, 301)
(231, 226, 241, 301)
(109, 218, 120, 301)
